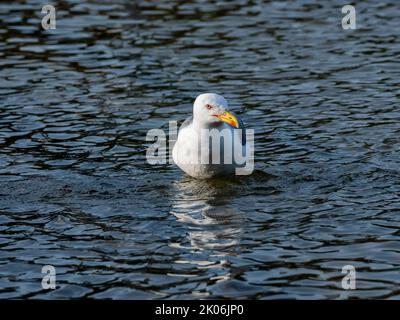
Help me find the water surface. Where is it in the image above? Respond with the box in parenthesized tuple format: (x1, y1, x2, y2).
(0, 0, 400, 299)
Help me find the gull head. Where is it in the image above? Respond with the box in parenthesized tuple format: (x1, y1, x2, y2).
(193, 93, 239, 128)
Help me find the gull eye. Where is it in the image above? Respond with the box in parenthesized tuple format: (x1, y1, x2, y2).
(205, 104, 213, 110)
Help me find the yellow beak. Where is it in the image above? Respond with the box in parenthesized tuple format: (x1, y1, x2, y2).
(214, 111, 239, 128)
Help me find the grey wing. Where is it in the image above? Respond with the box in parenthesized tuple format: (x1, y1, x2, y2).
(231, 112, 246, 146)
(180, 116, 193, 130)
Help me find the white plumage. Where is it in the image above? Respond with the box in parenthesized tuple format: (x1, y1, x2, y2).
(173, 93, 248, 179)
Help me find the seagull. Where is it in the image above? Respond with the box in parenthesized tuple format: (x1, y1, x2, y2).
(172, 93, 248, 179)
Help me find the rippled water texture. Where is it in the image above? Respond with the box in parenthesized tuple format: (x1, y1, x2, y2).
(1, 0, 400, 299)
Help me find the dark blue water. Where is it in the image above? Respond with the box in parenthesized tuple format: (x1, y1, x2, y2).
(0, 0, 399, 299)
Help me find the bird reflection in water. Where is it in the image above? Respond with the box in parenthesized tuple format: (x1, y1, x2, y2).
(170, 176, 244, 256)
